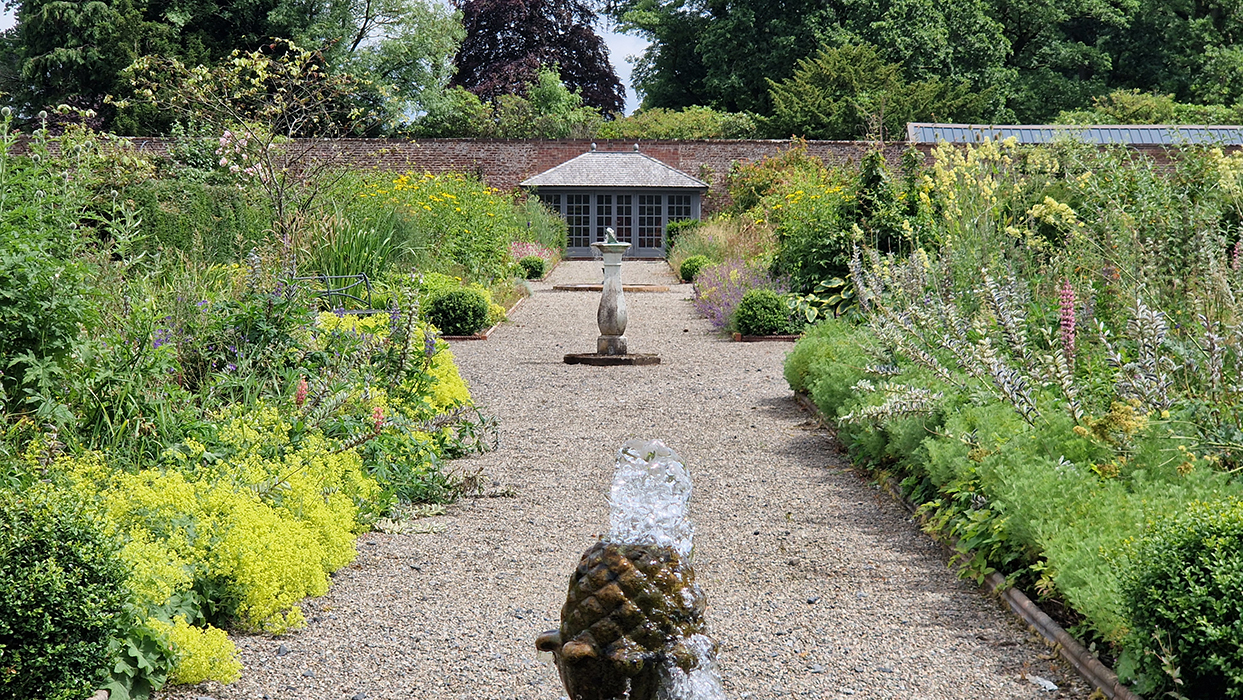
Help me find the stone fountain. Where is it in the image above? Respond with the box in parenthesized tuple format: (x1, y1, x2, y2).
(563, 230, 661, 366)
(536, 440, 724, 700)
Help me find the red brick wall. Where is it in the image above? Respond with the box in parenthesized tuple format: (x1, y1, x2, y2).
(48, 136, 1236, 213)
(121, 137, 916, 212)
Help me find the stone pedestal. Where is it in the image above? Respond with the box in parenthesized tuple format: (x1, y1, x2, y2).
(593, 240, 630, 355)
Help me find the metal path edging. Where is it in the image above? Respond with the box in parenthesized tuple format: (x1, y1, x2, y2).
(792, 392, 1143, 700)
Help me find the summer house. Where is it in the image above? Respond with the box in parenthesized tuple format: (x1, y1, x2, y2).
(521, 145, 708, 258)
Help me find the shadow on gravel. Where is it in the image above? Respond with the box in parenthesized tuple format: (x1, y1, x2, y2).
(755, 393, 811, 417)
(769, 424, 966, 596)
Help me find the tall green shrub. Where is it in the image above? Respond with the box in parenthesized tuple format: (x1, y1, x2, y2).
(0, 487, 130, 700)
(126, 181, 272, 263)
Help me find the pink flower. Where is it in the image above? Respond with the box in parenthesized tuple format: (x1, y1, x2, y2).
(294, 376, 308, 408)
(218, 157, 228, 167)
(371, 405, 385, 433)
(1058, 279, 1076, 364)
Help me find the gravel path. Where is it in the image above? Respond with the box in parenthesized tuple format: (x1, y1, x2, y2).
(166, 260, 1090, 700)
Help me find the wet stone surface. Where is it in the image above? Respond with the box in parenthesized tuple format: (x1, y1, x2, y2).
(160, 261, 1092, 700)
(537, 541, 707, 700)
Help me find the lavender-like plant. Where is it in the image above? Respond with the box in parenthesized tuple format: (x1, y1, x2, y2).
(692, 260, 786, 331)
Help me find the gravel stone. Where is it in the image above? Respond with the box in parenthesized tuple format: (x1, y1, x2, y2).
(159, 261, 1092, 700)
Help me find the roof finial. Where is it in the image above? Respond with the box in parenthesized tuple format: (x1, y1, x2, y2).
(633, 143, 640, 152)
(590, 142, 597, 151)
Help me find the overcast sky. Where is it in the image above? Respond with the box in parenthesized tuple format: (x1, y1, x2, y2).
(0, 9, 649, 114)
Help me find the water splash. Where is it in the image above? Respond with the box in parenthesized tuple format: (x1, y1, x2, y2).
(607, 440, 725, 700)
(658, 635, 727, 700)
(608, 439, 695, 559)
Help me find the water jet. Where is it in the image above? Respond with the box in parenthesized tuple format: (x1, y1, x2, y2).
(537, 439, 724, 700)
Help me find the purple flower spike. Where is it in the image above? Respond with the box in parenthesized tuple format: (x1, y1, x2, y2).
(1058, 279, 1076, 364)
(424, 327, 438, 359)
(389, 301, 402, 329)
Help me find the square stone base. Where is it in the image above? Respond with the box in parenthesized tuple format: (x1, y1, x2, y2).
(598, 335, 628, 356)
(563, 353, 661, 366)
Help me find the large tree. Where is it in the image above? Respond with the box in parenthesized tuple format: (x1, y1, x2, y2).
(610, 0, 1243, 123)
(1100, 0, 1243, 106)
(0, 0, 141, 119)
(311, 0, 465, 120)
(0, 0, 329, 125)
(451, 0, 625, 115)
(766, 44, 995, 140)
(610, 0, 1009, 116)
(1, 0, 461, 130)
(987, 0, 1136, 121)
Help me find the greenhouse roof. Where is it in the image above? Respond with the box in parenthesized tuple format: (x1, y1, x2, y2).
(907, 122, 1243, 145)
(521, 146, 708, 189)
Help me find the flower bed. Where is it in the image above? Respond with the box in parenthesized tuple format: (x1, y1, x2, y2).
(784, 140, 1243, 698)
(0, 120, 543, 698)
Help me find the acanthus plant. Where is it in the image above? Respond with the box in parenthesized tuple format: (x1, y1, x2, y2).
(841, 246, 1243, 446)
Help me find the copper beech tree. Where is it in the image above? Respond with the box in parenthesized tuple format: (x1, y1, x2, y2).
(451, 0, 624, 115)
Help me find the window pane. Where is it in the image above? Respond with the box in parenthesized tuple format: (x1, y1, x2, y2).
(566, 194, 591, 248)
(637, 194, 662, 249)
(539, 193, 561, 213)
(668, 194, 692, 222)
(614, 195, 632, 244)
(596, 194, 612, 242)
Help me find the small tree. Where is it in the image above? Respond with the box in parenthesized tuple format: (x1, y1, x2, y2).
(126, 39, 383, 245)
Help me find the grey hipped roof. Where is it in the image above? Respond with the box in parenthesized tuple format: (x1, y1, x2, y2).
(520, 149, 708, 189)
(908, 122, 1243, 145)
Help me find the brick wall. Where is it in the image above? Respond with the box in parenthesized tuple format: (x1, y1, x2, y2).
(122, 137, 917, 212)
(100, 137, 1234, 213)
